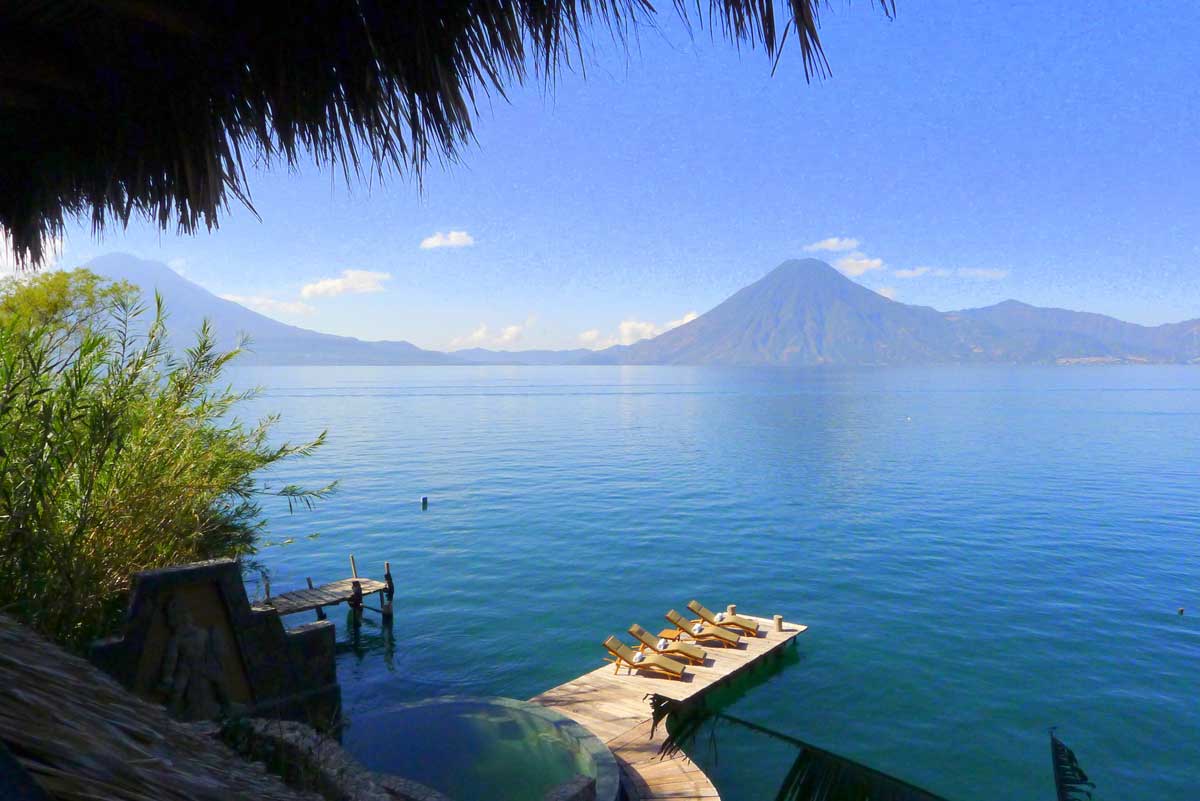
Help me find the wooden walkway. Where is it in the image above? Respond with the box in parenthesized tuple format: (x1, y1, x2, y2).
(531, 614, 807, 800)
(262, 578, 389, 617)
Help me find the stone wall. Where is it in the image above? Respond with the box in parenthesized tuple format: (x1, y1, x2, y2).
(90, 559, 339, 727)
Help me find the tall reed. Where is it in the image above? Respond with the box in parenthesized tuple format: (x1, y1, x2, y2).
(0, 271, 332, 649)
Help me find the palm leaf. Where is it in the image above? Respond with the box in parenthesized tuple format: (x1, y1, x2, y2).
(1050, 731, 1094, 801)
(651, 698, 952, 801)
(1, 1, 896, 267)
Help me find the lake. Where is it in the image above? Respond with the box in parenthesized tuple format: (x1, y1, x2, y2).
(234, 365, 1200, 801)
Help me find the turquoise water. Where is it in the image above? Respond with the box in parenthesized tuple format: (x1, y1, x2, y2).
(237, 366, 1200, 801)
(344, 697, 618, 801)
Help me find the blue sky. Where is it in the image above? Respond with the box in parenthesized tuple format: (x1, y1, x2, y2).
(22, 1, 1200, 350)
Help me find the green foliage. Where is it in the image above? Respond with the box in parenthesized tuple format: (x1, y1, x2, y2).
(0, 270, 334, 649)
(0, 268, 131, 332)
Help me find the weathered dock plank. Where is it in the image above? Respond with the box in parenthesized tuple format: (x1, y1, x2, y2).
(531, 614, 807, 801)
(261, 577, 388, 617)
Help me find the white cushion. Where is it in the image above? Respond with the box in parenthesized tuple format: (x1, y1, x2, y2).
(715, 612, 726, 622)
(657, 638, 670, 651)
(632, 651, 645, 663)
(692, 623, 703, 635)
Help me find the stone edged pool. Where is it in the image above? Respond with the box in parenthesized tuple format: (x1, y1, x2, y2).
(344, 695, 620, 801)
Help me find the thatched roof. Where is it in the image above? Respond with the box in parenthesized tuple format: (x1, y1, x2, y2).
(1, 1, 893, 267)
(0, 613, 319, 801)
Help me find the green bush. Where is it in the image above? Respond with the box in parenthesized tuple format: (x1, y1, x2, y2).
(0, 269, 333, 649)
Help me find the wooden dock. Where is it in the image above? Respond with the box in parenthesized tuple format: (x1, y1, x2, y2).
(264, 577, 389, 617)
(257, 556, 395, 620)
(531, 614, 807, 801)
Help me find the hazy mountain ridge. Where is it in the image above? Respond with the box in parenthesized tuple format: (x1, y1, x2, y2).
(86, 254, 1200, 367)
(88, 254, 462, 365)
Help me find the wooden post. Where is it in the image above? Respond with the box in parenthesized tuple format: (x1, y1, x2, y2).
(307, 577, 326, 621)
(261, 571, 271, 600)
(421, 496, 428, 510)
(350, 580, 363, 622)
(384, 561, 395, 601)
(349, 554, 358, 578)
(381, 593, 393, 624)
(773, 614, 784, 632)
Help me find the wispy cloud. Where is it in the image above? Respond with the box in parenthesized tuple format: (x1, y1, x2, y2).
(578, 329, 606, 347)
(450, 317, 535, 349)
(300, 269, 391, 299)
(893, 266, 951, 279)
(835, 252, 885, 277)
(957, 268, 1010, 280)
(580, 310, 700, 349)
(167, 257, 188, 276)
(220, 294, 316, 317)
(618, 320, 659, 345)
(420, 230, 475, 249)
(804, 236, 860, 253)
(877, 287, 897, 300)
(892, 265, 1006, 280)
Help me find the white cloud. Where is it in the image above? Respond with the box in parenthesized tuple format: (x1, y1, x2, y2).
(420, 230, 475, 250)
(957, 268, 1009, 280)
(167, 257, 188, 276)
(496, 324, 524, 345)
(300, 269, 391, 299)
(835, 252, 885, 277)
(877, 287, 897, 300)
(893, 266, 946, 279)
(619, 319, 660, 345)
(220, 294, 316, 317)
(665, 311, 700, 330)
(450, 316, 535, 349)
(577, 310, 699, 349)
(578, 329, 604, 346)
(804, 237, 860, 253)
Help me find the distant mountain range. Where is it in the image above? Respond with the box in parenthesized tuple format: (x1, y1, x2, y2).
(88, 253, 459, 365)
(87, 254, 1200, 367)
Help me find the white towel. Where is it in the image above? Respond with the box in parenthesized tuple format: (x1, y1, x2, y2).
(715, 612, 726, 622)
(657, 638, 670, 651)
(632, 651, 645, 663)
(692, 623, 703, 635)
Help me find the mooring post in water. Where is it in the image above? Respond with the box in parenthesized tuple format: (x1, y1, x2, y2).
(774, 614, 784, 632)
(421, 496, 429, 510)
(307, 577, 327, 620)
(727, 604, 737, 616)
(261, 571, 271, 601)
(349, 580, 364, 622)
(349, 553, 359, 578)
(380, 561, 395, 624)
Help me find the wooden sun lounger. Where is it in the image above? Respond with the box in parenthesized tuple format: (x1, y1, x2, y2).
(629, 623, 707, 664)
(665, 609, 741, 648)
(603, 636, 687, 681)
(688, 599, 760, 637)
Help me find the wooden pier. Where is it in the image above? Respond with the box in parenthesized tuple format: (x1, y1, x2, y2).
(531, 613, 807, 801)
(259, 556, 395, 621)
(265, 577, 389, 617)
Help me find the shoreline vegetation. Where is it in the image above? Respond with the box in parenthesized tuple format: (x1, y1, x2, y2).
(0, 269, 333, 649)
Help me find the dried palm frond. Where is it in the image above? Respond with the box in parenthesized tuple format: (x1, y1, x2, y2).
(0, 1, 895, 267)
(1050, 730, 1094, 801)
(650, 696, 952, 801)
(0, 614, 318, 801)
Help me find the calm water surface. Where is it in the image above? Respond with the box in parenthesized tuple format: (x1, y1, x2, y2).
(234, 365, 1200, 801)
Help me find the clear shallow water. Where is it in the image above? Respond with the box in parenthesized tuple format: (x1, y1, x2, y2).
(235, 365, 1200, 801)
(344, 697, 617, 801)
